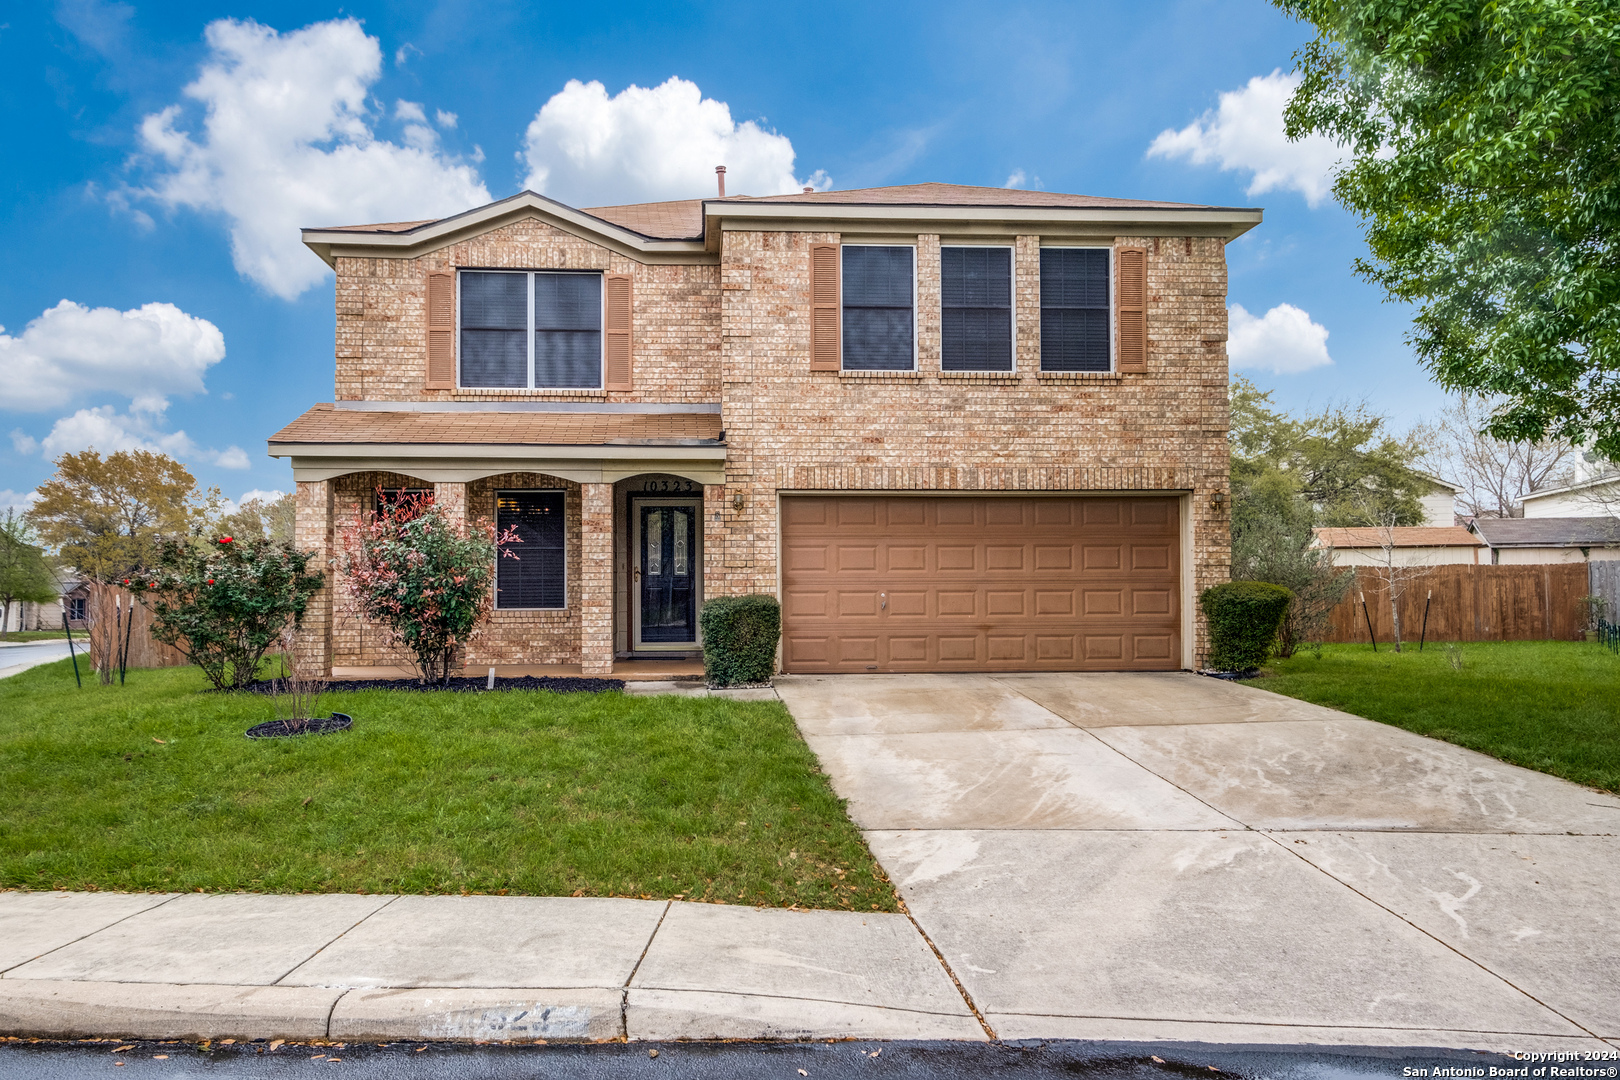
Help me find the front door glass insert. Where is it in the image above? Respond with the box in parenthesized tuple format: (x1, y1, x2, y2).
(640, 504, 696, 643)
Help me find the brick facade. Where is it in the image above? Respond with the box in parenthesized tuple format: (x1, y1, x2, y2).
(292, 197, 1235, 673)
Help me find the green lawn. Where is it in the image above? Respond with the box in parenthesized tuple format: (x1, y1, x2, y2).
(0, 630, 70, 642)
(1245, 641, 1620, 794)
(0, 659, 897, 911)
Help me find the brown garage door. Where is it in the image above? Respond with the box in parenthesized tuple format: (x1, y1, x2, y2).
(781, 495, 1181, 673)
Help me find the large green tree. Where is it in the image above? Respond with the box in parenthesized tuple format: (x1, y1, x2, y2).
(0, 511, 60, 640)
(1278, 0, 1620, 457)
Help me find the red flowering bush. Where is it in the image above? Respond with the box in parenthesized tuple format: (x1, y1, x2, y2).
(340, 491, 517, 685)
(130, 535, 325, 690)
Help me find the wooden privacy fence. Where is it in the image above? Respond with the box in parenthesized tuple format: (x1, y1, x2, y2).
(1323, 563, 1590, 644)
(82, 583, 188, 674)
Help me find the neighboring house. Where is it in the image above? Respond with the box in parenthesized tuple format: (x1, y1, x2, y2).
(1312, 526, 1483, 567)
(1467, 517, 1620, 564)
(1522, 475, 1620, 518)
(271, 182, 1261, 676)
(1415, 474, 1462, 527)
(61, 581, 87, 630)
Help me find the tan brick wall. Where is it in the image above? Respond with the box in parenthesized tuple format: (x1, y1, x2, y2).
(712, 229, 1232, 664)
(465, 474, 583, 667)
(333, 218, 719, 404)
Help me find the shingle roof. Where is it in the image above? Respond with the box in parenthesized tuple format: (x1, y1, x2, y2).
(269, 404, 723, 447)
(1312, 527, 1483, 549)
(579, 183, 1228, 240)
(1468, 517, 1620, 547)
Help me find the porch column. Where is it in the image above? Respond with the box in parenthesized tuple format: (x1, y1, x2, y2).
(294, 479, 335, 676)
(434, 482, 470, 674)
(580, 482, 614, 675)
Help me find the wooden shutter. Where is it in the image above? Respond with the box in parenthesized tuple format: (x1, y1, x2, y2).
(810, 242, 840, 371)
(604, 273, 633, 391)
(425, 271, 456, 389)
(1116, 247, 1147, 373)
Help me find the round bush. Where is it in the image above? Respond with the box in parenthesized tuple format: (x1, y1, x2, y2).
(1199, 581, 1293, 672)
(699, 594, 781, 687)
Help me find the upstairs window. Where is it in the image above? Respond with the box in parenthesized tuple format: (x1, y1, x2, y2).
(941, 246, 1013, 371)
(459, 271, 602, 389)
(1040, 248, 1111, 372)
(496, 490, 566, 609)
(842, 245, 915, 371)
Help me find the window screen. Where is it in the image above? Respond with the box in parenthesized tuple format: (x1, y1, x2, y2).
(459, 272, 528, 387)
(535, 273, 602, 388)
(941, 247, 1013, 371)
(1040, 248, 1111, 372)
(842, 246, 915, 370)
(458, 271, 603, 389)
(496, 491, 566, 609)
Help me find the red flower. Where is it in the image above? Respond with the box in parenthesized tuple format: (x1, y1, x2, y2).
(219, 536, 233, 544)
(207, 579, 214, 585)
(149, 582, 157, 588)
(123, 579, 130, 585)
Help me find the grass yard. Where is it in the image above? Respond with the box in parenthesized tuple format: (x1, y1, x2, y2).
(0, 631, 70, 642)
(0, 659, 898, 911)
(1246, 641, 1620, 794)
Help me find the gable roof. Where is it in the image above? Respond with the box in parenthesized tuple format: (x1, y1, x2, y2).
(1313, 526, 1482, 549)
(1468, 516, 1620, 547)
(303, 183, 1264, 264)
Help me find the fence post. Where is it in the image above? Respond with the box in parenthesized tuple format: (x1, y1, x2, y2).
(1419, 590, 1432, 651)
(1360, 591, 1377, 652)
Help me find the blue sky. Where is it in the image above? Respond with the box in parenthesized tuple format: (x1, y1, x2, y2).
(0, 0, 1447, 511)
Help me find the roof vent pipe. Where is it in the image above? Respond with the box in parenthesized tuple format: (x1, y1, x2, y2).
(803, 186, 814, 194)
(715, 165, 726, 197)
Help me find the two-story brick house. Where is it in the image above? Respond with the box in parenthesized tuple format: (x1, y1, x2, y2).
(269, 182, 1260, 676)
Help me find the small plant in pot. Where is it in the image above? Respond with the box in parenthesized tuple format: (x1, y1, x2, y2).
(245, 626, 351, 739)
(1199, 581, 1293, 678)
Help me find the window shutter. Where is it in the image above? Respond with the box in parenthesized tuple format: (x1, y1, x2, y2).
(809, 242, 840, 371)
(1116, 247, 1147, 373)
(604, 273, 633, 391)
(425, 270, 456, 389)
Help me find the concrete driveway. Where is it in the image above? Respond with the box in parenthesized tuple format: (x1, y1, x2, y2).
(776, 672, 1620, 1052)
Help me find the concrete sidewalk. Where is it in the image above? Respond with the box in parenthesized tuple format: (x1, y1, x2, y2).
(0, 892, 982, 1043)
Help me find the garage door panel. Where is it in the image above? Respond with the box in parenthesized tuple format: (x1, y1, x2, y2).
(781, 495, 1181, 673)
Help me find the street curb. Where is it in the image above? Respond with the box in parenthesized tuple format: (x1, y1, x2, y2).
(0, 980, 342, 1041)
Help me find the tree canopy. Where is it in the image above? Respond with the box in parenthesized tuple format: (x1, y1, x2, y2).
(0, 510, 60, 638)
(1277, 0, 1620, 458)
(26, 450, 221, 582)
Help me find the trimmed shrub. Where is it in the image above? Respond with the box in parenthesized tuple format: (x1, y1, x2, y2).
(1199, 580, 1293, 672)
(700, 594, 781, 687)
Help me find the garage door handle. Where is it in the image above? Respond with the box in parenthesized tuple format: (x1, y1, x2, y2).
(880, 592, 886, 610)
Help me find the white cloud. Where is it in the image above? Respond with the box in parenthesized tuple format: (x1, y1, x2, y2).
(435, 109, 457, 129)
(394, 99, 427, 123)
(218, 487, 287, 516)
(0, 490, 41, 514)
(135, 17, 490, 299)
(1146, 70, 1342, 207)
(1005, 170, 1027, 189)
(32, 399, 249, 467)
(1227, 303, 1333, 374)
(11, 430, 39, 455)
(521, 77, 827, 206)
(0, 300, 225, 413)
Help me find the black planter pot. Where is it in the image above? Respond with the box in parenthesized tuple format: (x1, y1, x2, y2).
(245, 712, 353, 739)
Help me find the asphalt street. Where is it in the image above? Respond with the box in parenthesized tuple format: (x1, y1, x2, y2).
(0, 640, 76, 676)
(0, 1040, 1559, 1080)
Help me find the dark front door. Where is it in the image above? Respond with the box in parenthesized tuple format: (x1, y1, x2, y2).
(638, 502, 697, 643)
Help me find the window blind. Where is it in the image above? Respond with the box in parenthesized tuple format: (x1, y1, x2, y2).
(496, 491, 566, 609)
(941, 246, 1013, 371)
(459, 272, 528, 387)
(535, 273, 602, 388)
(1040, 248, 1111, 372)
(458, 271, 603, 389)
(842, 246, 915, 370)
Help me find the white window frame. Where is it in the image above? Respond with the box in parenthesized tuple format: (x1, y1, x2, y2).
(939, 243, 1018, 373)
(840, 243, 919, 373)
(456, 269, 606, 390)
(1037, 245, 1116, 374)
(494, 488, 569, 611)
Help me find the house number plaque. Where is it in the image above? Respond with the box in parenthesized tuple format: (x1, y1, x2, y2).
(642, 479, 699, 493)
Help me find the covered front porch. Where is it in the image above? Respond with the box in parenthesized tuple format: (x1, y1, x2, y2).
(269, 404, 729, 677)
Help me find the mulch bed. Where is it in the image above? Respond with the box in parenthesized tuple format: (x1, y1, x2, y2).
(246, 713, 353, 739)
(238, 675, 625, 695)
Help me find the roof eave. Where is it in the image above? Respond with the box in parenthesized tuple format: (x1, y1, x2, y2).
(702, 200, 1265, 241)
(301, 190, 711, 266)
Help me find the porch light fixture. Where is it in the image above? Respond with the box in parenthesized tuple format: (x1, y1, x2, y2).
(1211, 491, 1228, 511)
(731, 491, 747, 513)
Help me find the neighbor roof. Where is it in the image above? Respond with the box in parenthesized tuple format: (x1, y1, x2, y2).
(1312, 526, 1483, 549)
(1468, 517, 1620, 547)
(268, 403, 723, 448)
